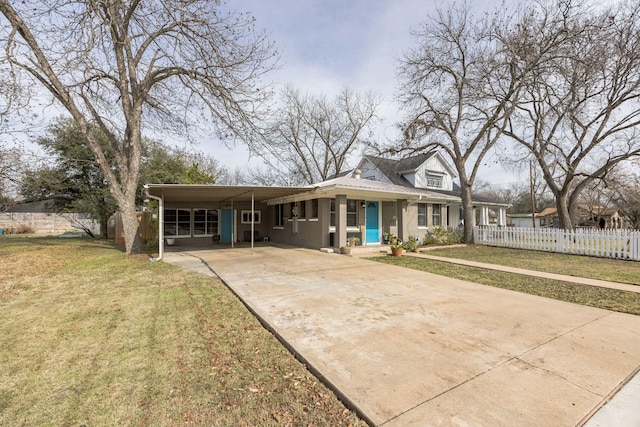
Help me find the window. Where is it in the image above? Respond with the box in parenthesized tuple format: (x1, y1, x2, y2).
(330, 199, 335, 227)
(241, 210, 261, 224)
(418, 203, 427, 227)
(194, 209, 218, 236)
(432, 204, 441, 226)
(164, 208, 191, 237)
(426, 174, 443, 188)
(347, 199, 357, 227)
(311, 199, 318, 219)
(299, 201, 306, 218)
(275, 204, 284, 227)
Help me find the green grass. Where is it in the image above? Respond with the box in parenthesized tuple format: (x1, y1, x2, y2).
(369, 252, 640, 316)
(423, 245, 640, 285)
(0, 236, 364, 426)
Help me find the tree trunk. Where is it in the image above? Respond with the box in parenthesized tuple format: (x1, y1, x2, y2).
(119, 199, 143, 255)
(100, 216, 109, 239)
(460, 183, 475, 244)
(555, 192, 573, 229)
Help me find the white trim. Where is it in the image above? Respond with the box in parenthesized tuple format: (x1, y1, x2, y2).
(241, 209, 261, 224)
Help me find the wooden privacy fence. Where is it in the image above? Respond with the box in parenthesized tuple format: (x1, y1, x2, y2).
(474, 226, 640, 261)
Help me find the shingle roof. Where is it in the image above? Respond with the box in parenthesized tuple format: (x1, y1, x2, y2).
(361, 153, 436, 187)
(359, 156, 508, 206)
(314, 174, 460, 201)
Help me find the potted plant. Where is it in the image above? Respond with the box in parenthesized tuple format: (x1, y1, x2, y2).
(347, 236, 360, 247)
(390, 240, 403, 256)
(383, 232, 393, 245)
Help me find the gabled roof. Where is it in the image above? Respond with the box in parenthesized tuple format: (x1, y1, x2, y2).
(359, 153, 437, 187)
(355, 154, 507, 207)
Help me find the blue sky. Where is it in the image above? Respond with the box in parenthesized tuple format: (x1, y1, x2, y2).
(214, 0, 520, 185)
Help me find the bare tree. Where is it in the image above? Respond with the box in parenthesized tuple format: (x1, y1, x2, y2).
(396, 1, 558, 243)
(474, 179, 551, 215)
(0, 146, 23, 211)
(256, 86, 379, 185)
(502, 0, 640, 229)
(590, 163, 640, 229)
(614, 172, 640, 229)
(0, 0, 277, 254)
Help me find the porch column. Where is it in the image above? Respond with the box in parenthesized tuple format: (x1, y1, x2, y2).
(396, 199, 407, 240)
(480, 206, 489, 226)
(497, 207, 506, 227)
(472, 207, 477, 226)
(335, 195, 347, 248)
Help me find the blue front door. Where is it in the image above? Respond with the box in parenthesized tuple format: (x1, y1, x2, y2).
(365, 201, 379, 243)
(221, 209, 234, 243)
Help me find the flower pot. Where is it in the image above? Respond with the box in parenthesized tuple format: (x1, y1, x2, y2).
(166, 238, 175, 246)
(391, 247, 403, 257)
(340, 246, 351, 255)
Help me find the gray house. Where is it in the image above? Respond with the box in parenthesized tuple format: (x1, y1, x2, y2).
(144, 153, 509, 257)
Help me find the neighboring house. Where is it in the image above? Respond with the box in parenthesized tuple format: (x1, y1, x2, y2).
(514, 205, 631, 229)
(0, 199, 100, 235)
(144, 153, 509, 253)
(507, 213, 542, 228)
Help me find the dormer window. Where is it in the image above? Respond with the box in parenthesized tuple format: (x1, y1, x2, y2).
(426, 173, 443, 188)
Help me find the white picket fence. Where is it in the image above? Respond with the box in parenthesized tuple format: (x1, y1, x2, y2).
(473, 226, 640, 261)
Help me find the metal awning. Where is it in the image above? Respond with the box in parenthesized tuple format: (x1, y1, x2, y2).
(144, 184, 311, 204)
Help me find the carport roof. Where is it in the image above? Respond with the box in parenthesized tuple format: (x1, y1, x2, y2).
(144, 178, 465, 206)
(144, 184, 311, 204)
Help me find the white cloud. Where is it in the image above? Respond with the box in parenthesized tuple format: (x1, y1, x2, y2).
(199, 0, 526, 185)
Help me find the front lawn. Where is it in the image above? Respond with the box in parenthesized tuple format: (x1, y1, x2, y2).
(0, 236, 364, 426)
(423, 245, 640, 285)
(370, 253, 640, 315)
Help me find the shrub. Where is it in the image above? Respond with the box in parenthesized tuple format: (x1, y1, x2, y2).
(403, 235, 419, 252)
(14, 224, 35, 234)
(422, 226, 462, 246)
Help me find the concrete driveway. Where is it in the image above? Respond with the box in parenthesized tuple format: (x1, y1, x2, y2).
(164, 245, 640, 426)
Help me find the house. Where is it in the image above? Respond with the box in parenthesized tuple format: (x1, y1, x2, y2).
(144, 153, 509, 257)
(507, 213, 542, 228)
(513, 205, 631, 229)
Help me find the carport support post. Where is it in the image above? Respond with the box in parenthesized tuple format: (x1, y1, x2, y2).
(335, 195, 347, 248)
(251, 192, 255, 254)
(144, 185, 164, 261)
(158, 196, 164, 259)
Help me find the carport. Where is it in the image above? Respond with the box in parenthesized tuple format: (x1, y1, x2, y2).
(144, 184, 309, 260)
